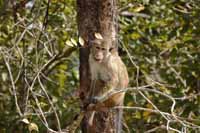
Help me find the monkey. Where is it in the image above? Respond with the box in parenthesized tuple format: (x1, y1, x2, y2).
(88, 38, 129, 133)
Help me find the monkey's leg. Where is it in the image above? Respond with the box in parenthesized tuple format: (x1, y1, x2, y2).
(88, 111, 95, 126)
(88, 79, 97, 126)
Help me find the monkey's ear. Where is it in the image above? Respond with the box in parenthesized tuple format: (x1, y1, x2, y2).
(109, 45, 118, 53)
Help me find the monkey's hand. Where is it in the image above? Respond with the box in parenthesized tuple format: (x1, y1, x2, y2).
(95, 85, 117, 103)
(87, 101, 107, 112)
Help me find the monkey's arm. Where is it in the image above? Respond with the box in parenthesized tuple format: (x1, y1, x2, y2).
(88, 75, 124, 111)
(87, 91, 125, 111)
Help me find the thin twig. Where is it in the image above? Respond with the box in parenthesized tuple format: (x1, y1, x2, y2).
(38, 76, 62, 132)
(2, 55, 23, 116)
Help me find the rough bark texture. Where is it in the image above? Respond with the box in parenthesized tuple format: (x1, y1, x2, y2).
(77, 0, 118, 132)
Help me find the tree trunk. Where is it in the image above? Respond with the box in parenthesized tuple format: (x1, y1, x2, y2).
(77, 0, 118, 132)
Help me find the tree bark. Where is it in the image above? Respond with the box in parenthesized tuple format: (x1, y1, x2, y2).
(77, 0, 118, 132)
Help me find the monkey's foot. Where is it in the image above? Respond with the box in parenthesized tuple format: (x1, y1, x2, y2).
(87, 103, 96, 111)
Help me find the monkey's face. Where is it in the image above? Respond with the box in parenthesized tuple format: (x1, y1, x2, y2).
(91, 43, 110, 63)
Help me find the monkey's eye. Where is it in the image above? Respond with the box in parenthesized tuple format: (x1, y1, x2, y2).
(96, 46, 100, 50)
(101, 48, 106, 51)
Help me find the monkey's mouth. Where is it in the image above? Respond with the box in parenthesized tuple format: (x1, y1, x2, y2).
(94, 58, 102, 63)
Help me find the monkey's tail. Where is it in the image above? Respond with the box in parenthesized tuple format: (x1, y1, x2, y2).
(115, 108, 123, 133)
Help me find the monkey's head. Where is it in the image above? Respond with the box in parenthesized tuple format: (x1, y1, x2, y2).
(90, 39, 113, 63)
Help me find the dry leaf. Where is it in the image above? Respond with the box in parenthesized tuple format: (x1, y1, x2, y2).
(70, 38, 77, 46)
(79, 37, 84, 46)
(134, 6, 145, 12)
(66, 40, 74, 47)
(21, 118, 30, 124)
(94, 33, 103, 40)
(28, 123, 39, 132)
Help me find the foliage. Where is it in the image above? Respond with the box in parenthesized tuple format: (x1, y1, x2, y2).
(0, 0, 199, 132)
(119, 0, 200, 132)
(0, 0, 79, 132)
